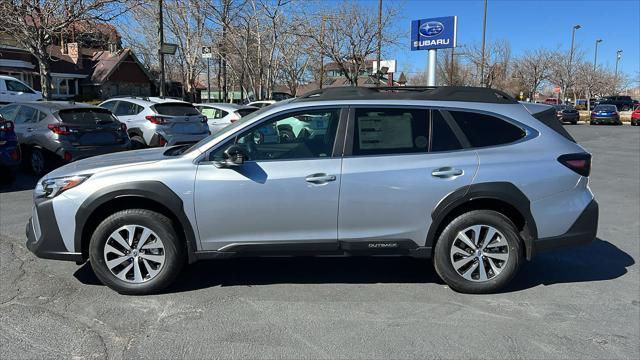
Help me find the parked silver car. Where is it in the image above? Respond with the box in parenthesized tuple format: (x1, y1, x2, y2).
(0, 101, 130, 175)
(26, 87, 598, 295)
(99, 96, 209, 148)
(194, 103, 258, 133)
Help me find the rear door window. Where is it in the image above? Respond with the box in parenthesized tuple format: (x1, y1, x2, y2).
(446, 110, 525, 148)
(352, 108, 430, 156)
(14, 106, 37, 124)
(58, 108, 116, 125)
(0, 104, 19, 121)
(431, 110, 463, 152)
(154, 103, 200, 116)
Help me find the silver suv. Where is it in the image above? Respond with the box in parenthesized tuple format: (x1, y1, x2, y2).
(99, 96, 209, 147)
(26, 87, 598, 295)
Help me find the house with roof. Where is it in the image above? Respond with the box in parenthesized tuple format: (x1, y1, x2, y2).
(0, 22, 153, 100)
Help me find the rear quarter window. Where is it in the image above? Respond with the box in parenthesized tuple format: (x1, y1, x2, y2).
(154, 103, 200, 116)
(447, 110, 526, 148)
(236, 108, 257, 117)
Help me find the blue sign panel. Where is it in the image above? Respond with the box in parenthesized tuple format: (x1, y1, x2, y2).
(411, 16, 457, 51)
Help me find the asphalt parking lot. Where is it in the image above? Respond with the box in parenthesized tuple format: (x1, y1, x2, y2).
(1, 124, 639, 359)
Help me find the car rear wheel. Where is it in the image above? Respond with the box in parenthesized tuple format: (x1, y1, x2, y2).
(433, 210, 523, 294)
(89, 209, 185, 295)
(29, 148, 48, 176)
(130, 135, 147, 149)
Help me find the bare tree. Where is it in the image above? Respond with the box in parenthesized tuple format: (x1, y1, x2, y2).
(512, 48, 552, 100)
(302, 0, 397, 86)
(467, 40, 511, 89)
(0, 0, 137, 99)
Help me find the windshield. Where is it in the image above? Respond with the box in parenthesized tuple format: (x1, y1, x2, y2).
(179, 105, 273, 156)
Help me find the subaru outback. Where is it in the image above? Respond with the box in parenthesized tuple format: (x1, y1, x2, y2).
(26, 87, 598, 295)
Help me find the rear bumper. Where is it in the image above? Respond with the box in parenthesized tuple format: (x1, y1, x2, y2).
(532, 199, 598, 255)
(153, 131, 209, 146)
(590, 116, 620, 123)
(558, 114, 579, 122)
(56, 142, 131, 161)
(26, 199, 83, 262)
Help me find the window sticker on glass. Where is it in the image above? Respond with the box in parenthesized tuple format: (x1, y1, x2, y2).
(358, 113, 414, 150)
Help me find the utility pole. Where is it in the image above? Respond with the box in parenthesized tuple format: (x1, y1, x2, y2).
(376, 0, 382, 87)
(479, 0, 487, 87)
(158, 0, 165, 97)
(207, 58, 210, 102)
(319, 17, 325, 90)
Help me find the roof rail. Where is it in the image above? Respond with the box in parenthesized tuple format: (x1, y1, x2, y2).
(111, 95, 151, 101)
(294, 86, 518, 104)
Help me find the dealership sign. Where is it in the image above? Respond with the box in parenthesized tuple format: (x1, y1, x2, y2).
(411, 16, 457, 51)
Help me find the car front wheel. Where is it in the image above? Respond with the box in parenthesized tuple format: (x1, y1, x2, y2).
(433, 210, 523, 294)
(89, 209, 185, 295)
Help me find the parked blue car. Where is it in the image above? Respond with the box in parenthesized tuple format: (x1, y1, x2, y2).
(0, 114, 21, 183)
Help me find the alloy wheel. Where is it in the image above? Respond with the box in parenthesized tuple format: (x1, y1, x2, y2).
(449, 224, 510, 282)
(31, 150, 44, 175)
(103, 225, 166, 283)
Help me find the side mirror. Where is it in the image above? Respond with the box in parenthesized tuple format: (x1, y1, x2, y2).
(214, 145, 247, 168)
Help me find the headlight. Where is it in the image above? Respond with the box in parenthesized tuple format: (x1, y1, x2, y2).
(34, 175, 90, 199)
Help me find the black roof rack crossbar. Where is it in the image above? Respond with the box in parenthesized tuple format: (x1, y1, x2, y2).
(294, 86, 518, 104)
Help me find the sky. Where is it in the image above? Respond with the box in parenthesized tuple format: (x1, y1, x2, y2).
(359, 0, 639, 82)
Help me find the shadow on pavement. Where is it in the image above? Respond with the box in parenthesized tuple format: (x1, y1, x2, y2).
(506, 238, 635, 292)
(73, 238, 633, 294)
(0, 171, 38, 193)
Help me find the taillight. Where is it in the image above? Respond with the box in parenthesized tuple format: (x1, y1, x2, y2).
(158, 136, 167, 146)
(63, 151, 72, 162)
(0, 121, 14, 132)
(558, 153, 591, 177)
(145, 115, 167, 125)
(230, 118, 238, 123)
(10, 149, 19, 161)
(48, 124, 71, 135)
(200, 115, 208, 123)
(119, 123, 127, 132)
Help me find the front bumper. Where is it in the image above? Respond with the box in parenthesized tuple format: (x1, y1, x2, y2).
(532, 199, 598, 255)
(26, 198, 82, 262)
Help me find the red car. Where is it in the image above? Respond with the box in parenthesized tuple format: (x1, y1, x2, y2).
(631, 106, 640, 126)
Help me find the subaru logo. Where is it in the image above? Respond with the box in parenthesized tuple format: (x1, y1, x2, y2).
(419, 21, 444, 37)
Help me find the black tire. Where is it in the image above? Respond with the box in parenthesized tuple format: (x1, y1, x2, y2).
(433, 210, 523, 294)
(590, 121, 596, 125)
(0, 167, 16, 184)
(571, 121, 578, 125)
(29, 148, 48, 176)
(89, 209, 185, 295)
(130, 135, 147, 149)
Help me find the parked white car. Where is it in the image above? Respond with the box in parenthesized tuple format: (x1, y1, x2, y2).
(247, 100, 276, 109)
(0, 75, 43, 104)
(194, 103, 258, 133)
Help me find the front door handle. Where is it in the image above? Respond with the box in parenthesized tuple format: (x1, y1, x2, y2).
(431, 167, 463, 178)
(305, 173, 336, 184)
(26, 127, 34, 132)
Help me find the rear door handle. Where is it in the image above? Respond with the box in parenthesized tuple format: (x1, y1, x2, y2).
(431, 167, 463, 178)
(26, 127, 34, 132)
(305, 173, 336, 184)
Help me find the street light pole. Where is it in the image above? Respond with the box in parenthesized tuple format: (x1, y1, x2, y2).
(614, 49, 623, 93)
(593, 39, 602, 71)
(479, 0, 487, 87)
(158, 0, 165, 97)
(567, 24, 581, 103)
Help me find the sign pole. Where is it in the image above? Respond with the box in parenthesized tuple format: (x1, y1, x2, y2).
(427, 49, 437, 86)
(206, 58, 211, 102)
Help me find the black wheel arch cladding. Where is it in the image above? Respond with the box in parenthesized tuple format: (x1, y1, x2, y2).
(427, 182, 538, 259)
(74, 181, 197, 262)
